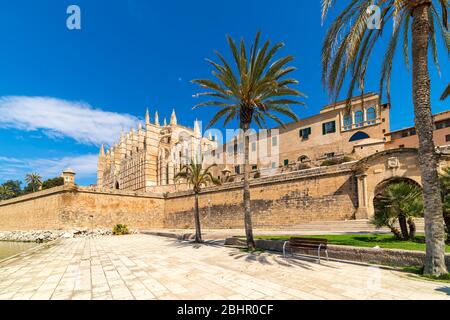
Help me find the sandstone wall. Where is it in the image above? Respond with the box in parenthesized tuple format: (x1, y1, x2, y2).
(0, 186, 165, 231)
(0, 165, 358, 231)
(164, 165, 357, 229)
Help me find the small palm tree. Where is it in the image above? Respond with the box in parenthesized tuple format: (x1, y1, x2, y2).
(440, 168, 450, 239)
(192, 32, 305, 248)
(175, 159, 221, 243)
(321, 0, 448, 275)
(0, 185, 14, 201)
(25, 173, 42, 193)
(373, 182, 424, 241)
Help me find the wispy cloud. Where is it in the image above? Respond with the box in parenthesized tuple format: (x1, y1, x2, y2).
(0, 154, 98, 182)
(0, 96, 138, 146)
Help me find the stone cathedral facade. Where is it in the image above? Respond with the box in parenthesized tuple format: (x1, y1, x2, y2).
(97, 109, 217, 192)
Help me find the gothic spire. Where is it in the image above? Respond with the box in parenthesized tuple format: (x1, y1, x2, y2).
(170, 109, 177, 126)
(155, 111, 160, 126)
(145, 108, 150, 126)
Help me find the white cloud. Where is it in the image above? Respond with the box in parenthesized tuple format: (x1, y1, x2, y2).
(0, 154, 98, 182)
(0, 96, 138, 146)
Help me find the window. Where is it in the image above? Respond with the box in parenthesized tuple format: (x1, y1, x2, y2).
(271, 162, 277, 169)
(322, 121, 336, 135)
(252, 142, 257, 152)
(272, 136, 278, 147)
(355, 111, 364, 127)
(211, 150, 216, 157)
(326, 152, 335, 159)
(399, 144, 405, 149)
(252, 165, 258, 171)
(343, 114, 352, 130)
(410, 129, 416, 136)
(234, 166, 241, 175)
(299, 127, 312, 139)
(446, 134, 450, 142)
(298, 155, 310, 163)
(401, 131, 409, 138)
(349, 131, 370, 142)
(367, 108, 376, 124)
(284, 159, 289, 167)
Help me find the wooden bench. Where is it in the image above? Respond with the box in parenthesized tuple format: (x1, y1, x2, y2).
(283, 237, 329, 264)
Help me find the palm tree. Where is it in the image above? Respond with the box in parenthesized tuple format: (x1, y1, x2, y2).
(174, 159, 221, 243)
(25, 173, 42, 193)
(192, 32, 305, 249)
(321, 0, 448, 276)
(0, 185, 14, 201)
(373, 182, 424, 241)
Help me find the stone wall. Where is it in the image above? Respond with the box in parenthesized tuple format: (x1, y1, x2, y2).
(0, 165, 358, 231)
(164, 165, 357, 229)
(0, 186, 165, 231)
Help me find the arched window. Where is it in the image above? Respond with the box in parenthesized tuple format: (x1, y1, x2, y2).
(343, 114, 352, 131)
(349, 131, 370, 142)
(367, 107, 376, 124)
(115, 182, 120, 190)
(355, 111, 364, 128)
(298, 155, 310, 163)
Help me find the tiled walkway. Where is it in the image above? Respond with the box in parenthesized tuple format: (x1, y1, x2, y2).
(0, 235, 449, 300)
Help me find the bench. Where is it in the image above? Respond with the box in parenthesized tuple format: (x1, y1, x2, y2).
(283, 237, 329, 264)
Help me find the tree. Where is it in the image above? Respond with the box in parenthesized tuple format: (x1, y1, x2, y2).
(25, 173, 42, 193)
(321, 0, 448, 276)
(174, 159, 221, 243)
(0, 185, 14, 201)
(1, 180, 22, 198)
(42, 177, 64, 190)
(192, 32, 305, 248)
(373, 182, 424, 241)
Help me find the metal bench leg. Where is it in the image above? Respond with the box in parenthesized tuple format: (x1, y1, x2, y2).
(283, 241, 288, 258)
(325, 250, 329, 261)
(318, 244, 322, 264)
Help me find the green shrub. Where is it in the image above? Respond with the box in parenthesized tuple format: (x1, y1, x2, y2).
(112, 224, 129, 235)
(321, 156, 353, 167)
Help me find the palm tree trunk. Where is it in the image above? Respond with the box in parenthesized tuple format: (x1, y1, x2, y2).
(408, 218, 417, 242)
(241, 122, 255, 249)
(443, 212, 450, 241)
(398, 214, 409, 241)
(194, 192, 202, 243)
(412, 3, 448, 275)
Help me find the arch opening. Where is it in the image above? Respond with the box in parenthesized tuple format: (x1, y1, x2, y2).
(349, 131, 370, 142)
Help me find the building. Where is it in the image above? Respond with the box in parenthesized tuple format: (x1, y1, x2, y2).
(207, 93, 391, 180)
(386, 110, 450, 149)
(97, 109, 216, 192)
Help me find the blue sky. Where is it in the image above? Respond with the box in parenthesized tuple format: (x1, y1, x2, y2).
(0, 0, 448, 186)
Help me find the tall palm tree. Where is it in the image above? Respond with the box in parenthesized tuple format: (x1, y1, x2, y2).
(0, 185, 14, 201)
(174, 159, 221, 243)
(25, 173, 42, 193)
(321, 0, 449, 275)
(192, 32, 305, 248)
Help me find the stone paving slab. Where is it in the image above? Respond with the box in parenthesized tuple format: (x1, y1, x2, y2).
(0, 235, 449, 300)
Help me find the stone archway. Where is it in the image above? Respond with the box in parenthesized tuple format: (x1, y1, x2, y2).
(353, 148, 423, 219)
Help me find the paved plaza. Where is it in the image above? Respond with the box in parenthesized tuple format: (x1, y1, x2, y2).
(0, 235, 449, 300)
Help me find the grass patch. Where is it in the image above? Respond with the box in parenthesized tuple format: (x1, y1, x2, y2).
(402, 266, 450, 283)
(251, 234, 450, 253)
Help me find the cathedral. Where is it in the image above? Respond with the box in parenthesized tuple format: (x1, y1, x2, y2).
(97, 109, 217, 192)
